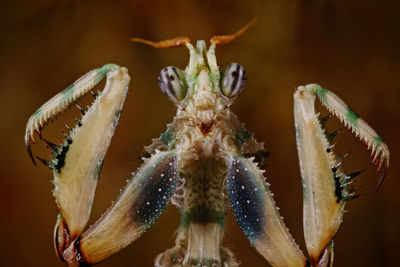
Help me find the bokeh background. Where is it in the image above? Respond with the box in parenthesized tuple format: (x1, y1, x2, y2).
(1, 0, 399, 266)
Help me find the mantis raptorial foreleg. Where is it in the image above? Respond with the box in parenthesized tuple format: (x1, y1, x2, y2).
(226, 155, 307, 267)
(25, 63, 123, 160)
(25, 65, 179, 266)
(25, 64, 129, 241)
(61, 150, 179, 266)
(294, 84, 389, 265)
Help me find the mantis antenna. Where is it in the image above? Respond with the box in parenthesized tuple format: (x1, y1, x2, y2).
(130, 18, 257, 48)
(210, 18, 257, 45)
(129, 36, 191, 48)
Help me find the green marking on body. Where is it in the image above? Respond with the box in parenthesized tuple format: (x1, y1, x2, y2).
(315, 85, 328, 106)
(94, 68, 107, 84)
(33, 108, 42, 117)
(233, 124, 252, 148)
(373, 136, 383, 146)
(190, 258, 220, 267)
(94, 64, 118, 84)
(62, 84, 74, 104)
(209, 72, 220, 92)
(190, 258, 200, 266)
(346, 106, 360, 127)
(182, 205, 225, 227)
(102, 63, 119, 69)
(192, 64, 200, 80)
(160, 127, 176, 148)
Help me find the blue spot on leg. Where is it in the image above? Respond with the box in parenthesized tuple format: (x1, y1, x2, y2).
(131, 154, 178, 230)
(227, 157, 265, 244)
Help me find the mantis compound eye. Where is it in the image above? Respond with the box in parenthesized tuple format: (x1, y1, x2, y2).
(221, 63, 246, 98)
(158, 66, 187, 102)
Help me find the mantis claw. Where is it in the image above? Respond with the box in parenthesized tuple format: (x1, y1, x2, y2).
(294, 84, 390, 263)
(307, 84, 390, 169)
(24, 63, 121, 165)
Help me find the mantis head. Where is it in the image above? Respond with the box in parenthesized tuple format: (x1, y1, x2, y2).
(131, 19, 256, 132)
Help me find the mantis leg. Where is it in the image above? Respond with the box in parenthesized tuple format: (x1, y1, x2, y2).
(225, 155, 307, 267)
(61, 150, 179, 266)
(25, 65, 179, 266)
(294, 84, 389, 265)
(25, 64, 130, 241)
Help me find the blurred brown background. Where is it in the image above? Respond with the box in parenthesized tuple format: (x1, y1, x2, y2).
(0, 0, 399, 266)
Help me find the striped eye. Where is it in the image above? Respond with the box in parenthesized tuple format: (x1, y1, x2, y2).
(158, 66, 187, 102)
(221, 63, 246, 98)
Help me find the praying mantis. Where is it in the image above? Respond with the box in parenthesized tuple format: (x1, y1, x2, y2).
(25, 21, 389, 266)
